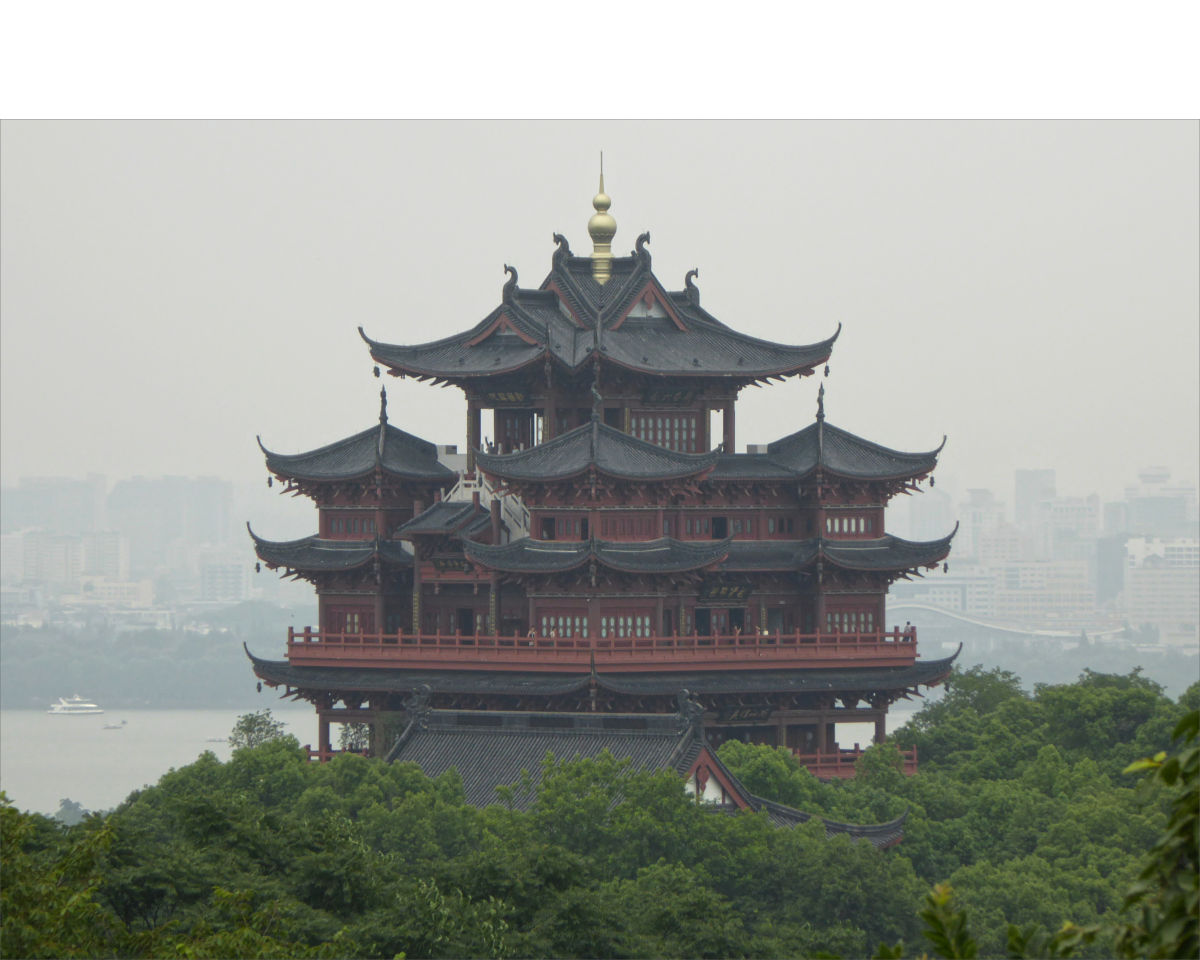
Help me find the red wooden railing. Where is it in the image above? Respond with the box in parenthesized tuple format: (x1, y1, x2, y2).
(303, 745, 370, 763)
(283, 625, 918, 672)
(793, 745, 919, 779)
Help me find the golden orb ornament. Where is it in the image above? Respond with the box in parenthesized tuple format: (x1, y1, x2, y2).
(589, 172, 616, 284)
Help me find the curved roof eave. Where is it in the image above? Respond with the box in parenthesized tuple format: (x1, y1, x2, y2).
(818, 525, 958, 572)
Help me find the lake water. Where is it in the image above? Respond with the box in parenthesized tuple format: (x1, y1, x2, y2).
(0, 707, 316, 815)
(1, 703, 924, 817)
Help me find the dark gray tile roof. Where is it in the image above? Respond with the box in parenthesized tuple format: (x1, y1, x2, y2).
(721, 540, 818, 571)
(259, 424, 454, 483)
(362, 249, 838, 382)
(395, 501, 491, 538)
(476, 422, 718, 482)
(544, 532, 953, 575)
(381, 707, 909, 847)
(245, 648, 594, 696)
(710, 453, 796, 480)
(593, 654, 959, 696)
(248, 528, 413, 571)
(463, 537, 731, 574)
(753, 795, 908, 847)
(819, 532, 954, 572)
(767, 421, 943, 480)
(385, 710, 701, 808)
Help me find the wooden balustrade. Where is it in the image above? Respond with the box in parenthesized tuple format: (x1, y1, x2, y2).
(283, 625, 918, 671)
(303, 745, 370, 763)
(792, 745, 919, 779)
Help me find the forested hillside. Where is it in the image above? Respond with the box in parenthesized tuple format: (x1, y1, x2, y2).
(2, 668, 1196, 959)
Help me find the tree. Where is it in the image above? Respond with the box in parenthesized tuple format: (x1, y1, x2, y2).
(338, 722, 369, 752)
(1114, 708, 1199, 959)
(0, 793, 124, 957)
(52, 797, 90, 826)
(229, 709, 287, 750)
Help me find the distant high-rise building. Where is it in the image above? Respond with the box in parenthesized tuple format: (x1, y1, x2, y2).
(1121, 468, 1198, 539)
(0, 474, 107, 535)
(83, 531, 131, 581)
(1033, 494, 1100, 562)
(1014, 469, 1056, 529)
(957, 489, 1006, 560)
(199, 561, 251, 603)
(908, 487, 954, 542)
(1122, 538, 1199, 646)
(106, 476, 233, 575)
(22, 531, 84, 585)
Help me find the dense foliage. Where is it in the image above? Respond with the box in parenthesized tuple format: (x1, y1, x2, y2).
(2, 668, 1196, 959)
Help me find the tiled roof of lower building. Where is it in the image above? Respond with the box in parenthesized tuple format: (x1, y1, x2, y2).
(385, 710, 702, 808)
(381, 707, 908, 847)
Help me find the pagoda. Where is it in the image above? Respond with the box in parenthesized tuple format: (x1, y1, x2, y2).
(248, 177, 957, 775)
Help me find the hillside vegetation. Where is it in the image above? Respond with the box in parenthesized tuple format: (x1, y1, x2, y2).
(2, 667, 1196, 959)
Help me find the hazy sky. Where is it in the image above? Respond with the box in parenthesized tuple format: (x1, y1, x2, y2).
(2, 122, 1197, 520)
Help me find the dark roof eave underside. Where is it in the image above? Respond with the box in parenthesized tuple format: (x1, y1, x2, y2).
(245, 650, 959, 696)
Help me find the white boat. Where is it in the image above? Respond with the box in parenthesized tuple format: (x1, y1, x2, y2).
(48, 695, 104, 716)
(103, 719, 127, 729)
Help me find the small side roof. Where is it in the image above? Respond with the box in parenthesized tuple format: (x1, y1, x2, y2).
(476, 421, 719, 483)
(395, 501, 492, 539)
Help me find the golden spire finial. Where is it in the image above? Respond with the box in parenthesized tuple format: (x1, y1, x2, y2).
(588, 152, 616, 285)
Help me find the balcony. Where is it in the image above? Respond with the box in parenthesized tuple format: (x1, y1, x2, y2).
(303, 746, 370, 763)
(284, 625, 918, 673)
(794, 745, 919, 779)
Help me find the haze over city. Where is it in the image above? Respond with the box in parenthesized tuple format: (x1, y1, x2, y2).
(3, 122, 1196, 528)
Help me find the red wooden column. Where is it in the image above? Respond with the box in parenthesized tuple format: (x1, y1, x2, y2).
(466, 400, 482, 471)
(723, 401, 736, 452)
(318, 714, 331, 760)
(488, 573, 499, 633)
(411, 561, 422, 633)
(544, 389, 557, 442)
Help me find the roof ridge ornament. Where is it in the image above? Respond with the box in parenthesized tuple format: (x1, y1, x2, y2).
(377, 386, 388, 463)
(634, 231, 651, 267)
(551, 232, 572, 266)
(684, 268, 700, 305)
(675, 689, 705, 735)
(502, 264, 518, 304)
(588, 154, 616, 285)
(816, 383, 826, 422)
(403, 683, 433, 731)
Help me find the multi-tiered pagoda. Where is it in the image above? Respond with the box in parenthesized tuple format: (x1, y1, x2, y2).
(248, 179, 957, 775)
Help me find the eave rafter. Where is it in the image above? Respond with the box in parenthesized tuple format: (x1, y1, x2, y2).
(270, 471, 444, 507)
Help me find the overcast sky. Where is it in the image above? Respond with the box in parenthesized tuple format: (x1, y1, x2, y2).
(2, 122, 1196, 517)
